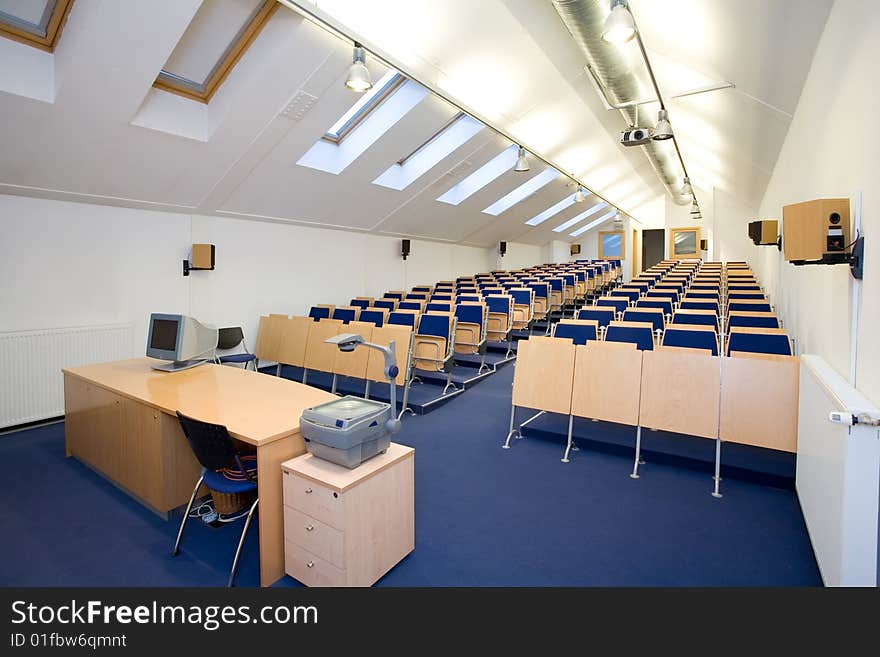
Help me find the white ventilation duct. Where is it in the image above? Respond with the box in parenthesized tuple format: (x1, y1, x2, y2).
(551, 0, 691, 205)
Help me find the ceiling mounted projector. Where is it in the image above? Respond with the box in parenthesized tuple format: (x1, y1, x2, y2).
(620, 126, 653, 146)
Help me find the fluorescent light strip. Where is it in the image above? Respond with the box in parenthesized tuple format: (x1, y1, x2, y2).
(524, 193, 578, 226)
(482, 168, 559, 216)
(553, 201, 608, 233)
(570, 210, 617, 237)
(436, 145, 519, 205)
(373, 114, 484, 190)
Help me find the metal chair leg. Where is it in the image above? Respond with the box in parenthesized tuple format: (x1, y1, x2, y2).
(503, 404, 520, 448)
(172, 475, 203, 557)
(227, 497, 259, 587)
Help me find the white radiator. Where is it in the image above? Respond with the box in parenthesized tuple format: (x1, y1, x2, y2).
(0, 323, 133, 429)
(797, 355, 880, 587)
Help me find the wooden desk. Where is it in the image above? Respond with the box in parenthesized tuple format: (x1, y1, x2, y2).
(63, 358, 336, 586)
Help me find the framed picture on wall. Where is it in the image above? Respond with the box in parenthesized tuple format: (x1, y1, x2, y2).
(670, 227, 700, 259)
(598, 230, 625, 259)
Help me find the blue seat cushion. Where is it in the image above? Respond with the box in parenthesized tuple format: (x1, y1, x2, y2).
(218, 353, 256, 364)
(203, 455, 258, 494)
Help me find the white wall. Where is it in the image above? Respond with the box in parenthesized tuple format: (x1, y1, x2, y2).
(746, 0, 879, 404)
(0, 195, 554, 356)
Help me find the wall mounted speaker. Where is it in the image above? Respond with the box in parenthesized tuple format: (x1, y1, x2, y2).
(782, 199, 850, 262)
(499, 241, 507, 257)
(699, 239, 707, 251)
(184, 243, 214, 276)
(747, 219, 779, 246)
(570, 244, 582, 255)
(401, 239, 411, 261)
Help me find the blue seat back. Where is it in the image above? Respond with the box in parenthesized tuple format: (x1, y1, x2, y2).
(426, 302, 451, 313)
(456, 294, 481, 304)
(727, 332, 791, 356)
(727, 314, 779, 331)
(331, 308, 356, 324)
(576, 308, 615, 328)
(388, 311, 417, 328)
(596, 297, 628, 313)
(308, 306, 330, 321)
(455, 304, 484, 325)
(686, 292, 719, 300)
(418, 314, 451, 340)
(605, 324, 654, 351)
(647, 290, 679, 304)
(529, 282, 549, 299)
(549, 278, 564, 292)
(728, 301, 772, 313)
(680, 300, 719, 314)
(431, 294, 452, 302)
(406, 293, 427, 300)
(562, 274, 575, 287)
(359, 310, 385, 327)
(486, 296, 512, 315)
(383, 292, 404, 301)
(554, 323, 597, 345)
(611, 289, 639, 302)
(728, 285, 762, 292)
(622, 310, 663, 332)
(672, 312, 718, 331)
(350, 298, 371, 309)
(510, 289, 531, 306)
(662, 328, 718, 356)
(636, 299, 673, 316)
(398, 301, 422, 311)
(727, 293, 766, 300)
(374, 299, 396, 311)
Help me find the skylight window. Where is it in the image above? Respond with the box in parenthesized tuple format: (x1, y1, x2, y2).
(0, 0, 73, 51)
(524, 193, 578, 226)
(437, 145, 519, 206)
(325, 71, 406, 143)
(154, 0, 277, 103)
(373, 113, 484, 191)
(297, 77, 428, 175)
(570, 209, 617, 237)
(553, 201, 609, 233)
(482, 168, 559, 216)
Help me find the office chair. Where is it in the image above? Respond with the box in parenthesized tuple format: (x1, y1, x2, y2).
(214, 326, 257, 371)
(172, 411, 259, 587)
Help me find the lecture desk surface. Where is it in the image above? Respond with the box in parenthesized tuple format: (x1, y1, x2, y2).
(63, 358, 336, 586)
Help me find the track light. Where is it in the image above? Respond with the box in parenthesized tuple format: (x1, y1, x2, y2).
(690, 200, 699, 214)
(574, 186, 587, 203)
(653, 109, 673, 140)
(514, 146, 530, 172)
(602, 0, 636, 44)
(681, 176, 693, 197)
(345, 43, 372, 92)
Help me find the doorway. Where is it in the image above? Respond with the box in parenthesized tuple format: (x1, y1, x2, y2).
(641, 229, 665, 270)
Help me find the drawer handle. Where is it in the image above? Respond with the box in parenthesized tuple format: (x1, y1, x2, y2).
(305, 487, 313, 494)
(305, 525, 314, 532)
(307, 561, 314, 568)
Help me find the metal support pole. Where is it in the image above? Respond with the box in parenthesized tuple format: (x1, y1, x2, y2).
(503, 404, 519, 448)
(712, 437, 723, 498)
(630, 426, 643, 479)
(561, 414, 575, 463)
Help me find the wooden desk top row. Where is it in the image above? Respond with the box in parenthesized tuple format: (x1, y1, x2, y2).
(63, 358, 336, 446)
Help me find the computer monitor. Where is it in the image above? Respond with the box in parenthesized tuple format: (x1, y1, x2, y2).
(146, 313, 218, 372)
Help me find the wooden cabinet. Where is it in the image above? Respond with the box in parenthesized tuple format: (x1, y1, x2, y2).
(281, 443, 414, 587)
(63, 372, 201, 515)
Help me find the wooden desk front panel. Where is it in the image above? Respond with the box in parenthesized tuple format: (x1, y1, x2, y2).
(720, 354, 799, 452)
(639, 348, 721, 439)
(64, 373, 202, 512)
(571, 342, 641, 426)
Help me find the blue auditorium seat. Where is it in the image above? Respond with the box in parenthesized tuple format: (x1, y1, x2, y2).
(596, 297, 628, 314)
(662, 327, 719, 355)
(426, 302, 452, 313)
(383, 291, 405, 301)
(728, 301, 772, 313)
(553, 322, 598, 345)
(610, 289, 640, 302)
(398, 301, 423, 312)
(308, 306, 331, 321)
(622, 309, 664, 332)
(331, 307, 357, 324)
(373, 299, 396, 312)
(727, 331, 791, 356)
(605, 323, 654, 351)
(726, 314, 779, 331)
(672, 311, 719, 331)
(388, 311, 417, 329)
(680, 300, 720, 314)
(359, 309, 385, 327)
(350, 298, 371, 309)
(636, 298, 673, 317)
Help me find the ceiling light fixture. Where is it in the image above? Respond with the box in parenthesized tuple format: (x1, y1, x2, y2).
(514, 146, 530, 172)
(345, 43, 372, 92)
(602, 0, 636, 44)
(574, 186, 587, 203)
(653, 108, 673, 140)
(681, 176, 693, 197)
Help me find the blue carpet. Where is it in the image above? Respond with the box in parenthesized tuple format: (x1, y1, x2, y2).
(0, 364, 821, 587)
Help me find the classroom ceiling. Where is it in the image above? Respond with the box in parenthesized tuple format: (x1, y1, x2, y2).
(0, 0, 833, 245)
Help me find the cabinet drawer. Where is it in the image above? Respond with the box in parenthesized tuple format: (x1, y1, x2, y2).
(284, 541, 345, 587)
(282, 471, 344, 530)
(283, 507, 344, 569)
